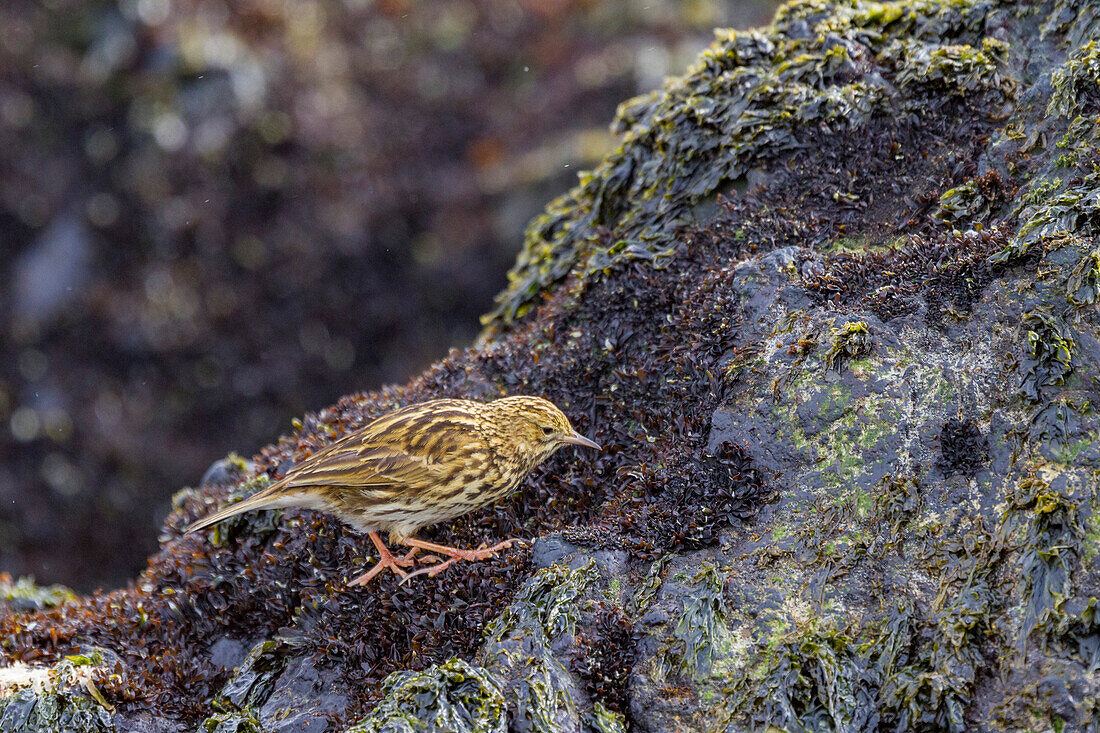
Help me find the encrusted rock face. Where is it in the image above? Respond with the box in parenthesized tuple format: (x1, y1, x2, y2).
(4, 0, 1100, 729)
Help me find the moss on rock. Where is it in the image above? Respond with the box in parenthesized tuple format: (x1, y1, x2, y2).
(5, 0, 1100, 729)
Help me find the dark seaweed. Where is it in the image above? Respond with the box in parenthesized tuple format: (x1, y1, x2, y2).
(938, 419, 990, 478)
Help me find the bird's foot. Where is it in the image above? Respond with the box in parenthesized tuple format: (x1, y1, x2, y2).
(347, 533, 420, 586)
(398, 537, 523, 582)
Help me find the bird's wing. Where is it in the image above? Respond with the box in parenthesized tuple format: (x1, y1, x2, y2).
(279, 441, 441, 491)
(277, 402, 482, 492)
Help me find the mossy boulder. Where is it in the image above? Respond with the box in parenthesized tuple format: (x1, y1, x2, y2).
(4, 0, 1100, 729)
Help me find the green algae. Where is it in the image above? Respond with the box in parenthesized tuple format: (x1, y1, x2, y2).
(212, 640, 290, 716)
(725, 616, 881, 732)
(347, 659, 505, 733)
(477, 562, 598, 733)
(1044, 595, 1100, 671)
(993, 118, 1100, 266)
(725, 537, 998, 733)
(1066, 246, 1100, 305)
(937, 178, 1002, 223)
(890, 37, 1013, 101)
(935, 169, 1017, 226)
(1031, 399, 1083, 455)
(481, 562, 598, 649)
(626, 558, 667, 617)
(669, 564, 732, 680)
(483, 0, 1015, 325)
(876, 474, 923, 535)
(999, 469, 1083, 645)
(1018, 309, 1077, 404)
(1020, 178, 1065, 208)
(0, 689, 114, 733)
(584, 701, 626, 733)
(825, 321, 872, 371)
(1048, 40, 1100, 118)
(885, 569, 995, 733)
(1040, 0, 1100, 47)
(0, 577, 75, 613)
(201, 711, 264, 733)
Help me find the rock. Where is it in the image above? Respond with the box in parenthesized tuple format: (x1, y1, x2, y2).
(256, 656, 350, 733)
(5, 0, 1100, 730)
(200, 455, 257, 490)
(207, 638, 251, 673)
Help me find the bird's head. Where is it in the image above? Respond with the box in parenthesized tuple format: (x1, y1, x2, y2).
(490, 395, 600, 465)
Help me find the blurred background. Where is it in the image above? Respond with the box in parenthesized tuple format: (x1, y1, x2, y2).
(0, 0, 778, 592)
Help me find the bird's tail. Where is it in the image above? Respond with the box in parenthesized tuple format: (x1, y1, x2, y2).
(185, 480, 295, 534)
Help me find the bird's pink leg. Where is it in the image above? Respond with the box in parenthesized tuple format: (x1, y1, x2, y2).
(397, 537, 519, 581)
(347, 532, 420, 586)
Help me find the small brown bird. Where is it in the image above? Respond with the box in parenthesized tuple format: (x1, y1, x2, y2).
(186, 396, 599, 585)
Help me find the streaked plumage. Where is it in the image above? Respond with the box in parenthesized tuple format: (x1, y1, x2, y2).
(186, 396, 599, 584)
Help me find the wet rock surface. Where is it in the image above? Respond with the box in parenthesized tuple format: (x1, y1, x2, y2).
(5, 0, 1100, 729)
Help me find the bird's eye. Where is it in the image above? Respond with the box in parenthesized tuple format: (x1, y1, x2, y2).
(542, 426, 555, 435)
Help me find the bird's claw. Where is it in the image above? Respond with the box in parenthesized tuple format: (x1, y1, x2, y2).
(347, 546, 419, 586)
(396, 537, 525, 584)
(401, 558, 460, 583)
(348, 562, 403, 586)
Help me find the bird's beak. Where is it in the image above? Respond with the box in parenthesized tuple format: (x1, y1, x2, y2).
(563, 431, 601, 450)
